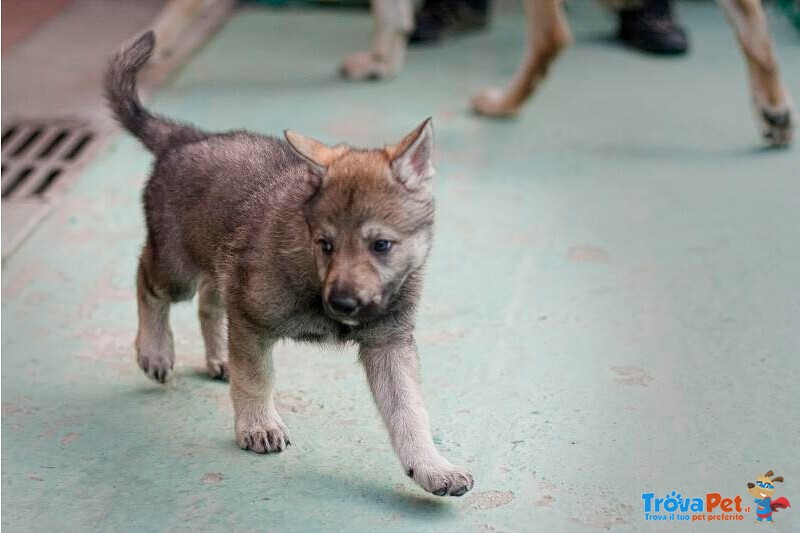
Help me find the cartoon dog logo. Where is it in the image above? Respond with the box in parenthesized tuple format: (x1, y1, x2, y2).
(747, 470, 791, 523)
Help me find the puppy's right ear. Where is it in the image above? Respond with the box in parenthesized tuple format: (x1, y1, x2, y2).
(386, 117, 435, 190)
(284, 130, 345, 183)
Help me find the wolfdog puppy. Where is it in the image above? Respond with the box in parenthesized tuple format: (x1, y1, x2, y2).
(105, 31, 473, 497)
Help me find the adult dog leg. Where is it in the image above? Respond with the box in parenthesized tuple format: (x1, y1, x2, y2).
(472, 0, 571, 117)
(341, 0, 413, 80)
(717, 0, 793, 146)
(228, 311, 289, 453)
(198, 276, 228, 380)
(360, 337, 474, 496)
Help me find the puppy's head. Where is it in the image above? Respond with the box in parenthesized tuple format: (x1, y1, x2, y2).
(285, 119, 436, 325)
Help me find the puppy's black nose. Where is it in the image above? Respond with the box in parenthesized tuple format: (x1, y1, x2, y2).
(328, 293, 360, 315)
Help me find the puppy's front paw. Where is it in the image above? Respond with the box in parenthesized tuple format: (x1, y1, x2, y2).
(407, 460, 474, 497)
(470, 87, 521, 118)
(236, 413, 290, 454)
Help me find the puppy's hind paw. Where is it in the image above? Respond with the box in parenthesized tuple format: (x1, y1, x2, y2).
(408, 462, 474, 497)
(207, 359, 229, 381)
(136, 345, 174, 384)
(136, 327, 175, 384)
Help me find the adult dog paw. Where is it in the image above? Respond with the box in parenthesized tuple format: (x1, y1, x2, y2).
(759, 106, 793, 148)
(470, 87, 521, 118)
(341, 51, 394, 81)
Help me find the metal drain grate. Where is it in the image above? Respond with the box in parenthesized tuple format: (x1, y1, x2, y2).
(1, 119, 97, 201)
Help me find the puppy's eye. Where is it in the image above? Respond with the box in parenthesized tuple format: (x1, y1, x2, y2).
(318, 239, 333, 254)
(372, 239, 392, 253)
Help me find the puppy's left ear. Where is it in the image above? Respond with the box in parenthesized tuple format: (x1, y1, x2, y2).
(284, 130, 346, 183)
(386, 117, 435, 189)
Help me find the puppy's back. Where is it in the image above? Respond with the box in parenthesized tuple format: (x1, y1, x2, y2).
(144, 131, 309, 271)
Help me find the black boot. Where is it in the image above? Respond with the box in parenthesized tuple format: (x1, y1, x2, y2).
(410, 0, 489, 45)
(617, 0, 689, 55)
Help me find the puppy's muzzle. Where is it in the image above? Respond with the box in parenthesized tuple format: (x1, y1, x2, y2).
(328, 291, 361, 316)
(325, 287, 368, 323)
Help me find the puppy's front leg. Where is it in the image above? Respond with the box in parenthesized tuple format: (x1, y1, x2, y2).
(360, 336, 473, 497)
(228, 311, 289, 453)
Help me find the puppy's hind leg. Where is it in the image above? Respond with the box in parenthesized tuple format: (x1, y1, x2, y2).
(717, 0, 793, 146)
(341, 0, 413, 80)
(198, 276, 229, 380)
(472, 0, 572, 117)
(135, 240, 197, 383)
(136, 246, 174, 383)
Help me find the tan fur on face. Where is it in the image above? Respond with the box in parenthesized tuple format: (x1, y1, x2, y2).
(305, 145, 434, 323)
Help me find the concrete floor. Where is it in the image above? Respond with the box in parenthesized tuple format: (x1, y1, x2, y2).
(2, 2, 799, 531)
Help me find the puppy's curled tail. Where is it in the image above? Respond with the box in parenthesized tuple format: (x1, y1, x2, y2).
(105, 31, 203, 153)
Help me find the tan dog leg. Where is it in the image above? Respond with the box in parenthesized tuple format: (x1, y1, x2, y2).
(472, 0, 572, 117)
(228, 312, 289, 453)
(360, 337, 474, 497)
(717, 0, 793, 146)
(341, 0, 413, 80)
(198, 276, 229, 380)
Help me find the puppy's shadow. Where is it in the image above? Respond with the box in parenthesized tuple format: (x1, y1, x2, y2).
(120, 378, 464, 519)
(123, 366, 228, 399)
(299, 468, 460, 518)
(183, 366, 228, 383)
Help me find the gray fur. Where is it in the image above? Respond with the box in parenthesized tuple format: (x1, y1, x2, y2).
(106, 32, 473, 496)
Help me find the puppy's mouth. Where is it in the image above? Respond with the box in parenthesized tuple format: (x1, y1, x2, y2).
(330, 313, 360, 326)
(322, 303, 362, 326)
(323, 300, 391, 326)
(760, 492, 767, 497)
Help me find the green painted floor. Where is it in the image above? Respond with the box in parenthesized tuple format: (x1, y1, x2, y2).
(3, 2, 799, 531)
